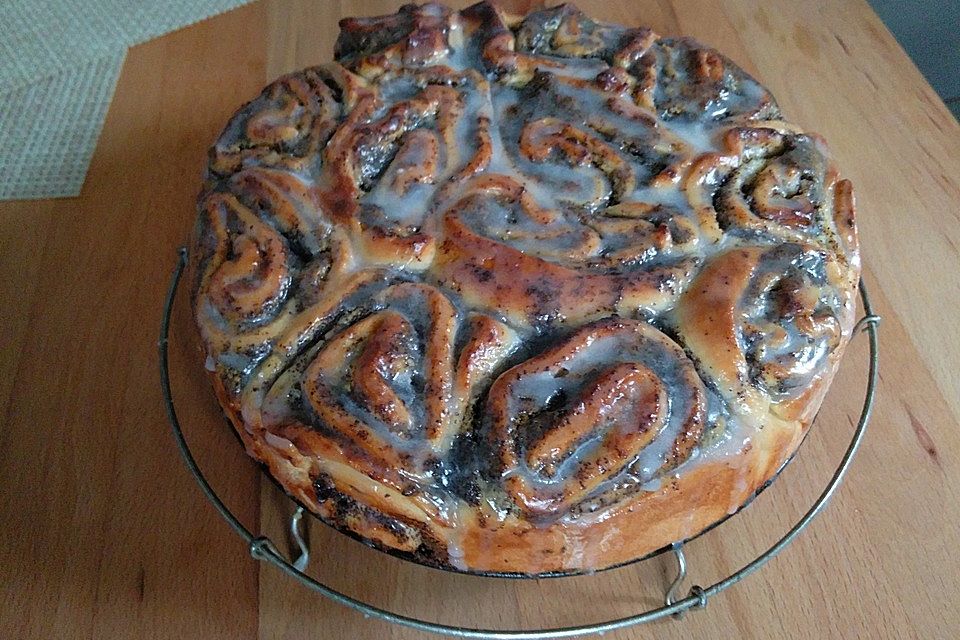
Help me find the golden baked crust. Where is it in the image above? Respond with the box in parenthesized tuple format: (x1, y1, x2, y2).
(190, 2, 861, 574)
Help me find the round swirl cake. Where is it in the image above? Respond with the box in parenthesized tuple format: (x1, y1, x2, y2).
(190, 2, 860, 574)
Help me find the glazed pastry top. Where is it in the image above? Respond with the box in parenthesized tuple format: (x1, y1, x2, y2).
(191, 2, 860, 572)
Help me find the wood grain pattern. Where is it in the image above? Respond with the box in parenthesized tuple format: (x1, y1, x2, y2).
(0, 1, 957, 638)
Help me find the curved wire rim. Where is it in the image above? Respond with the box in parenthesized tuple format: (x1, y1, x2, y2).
(160, 246, 880, 639)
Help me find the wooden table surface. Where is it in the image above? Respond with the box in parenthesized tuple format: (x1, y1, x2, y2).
(2, 1, 959, 638)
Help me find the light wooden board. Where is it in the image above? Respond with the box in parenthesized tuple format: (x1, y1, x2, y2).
(1, 1, 958, 638)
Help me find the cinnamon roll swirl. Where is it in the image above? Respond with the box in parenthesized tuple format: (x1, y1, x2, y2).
(488, 318, 706, 517)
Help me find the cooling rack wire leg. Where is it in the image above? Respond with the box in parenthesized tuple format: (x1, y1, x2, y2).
(290, 506, 310, 571)
(665, 542, 707, 618)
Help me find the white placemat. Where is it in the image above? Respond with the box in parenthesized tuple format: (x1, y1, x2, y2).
(0, 0, 253, 201)
(0, 53, 125, 200)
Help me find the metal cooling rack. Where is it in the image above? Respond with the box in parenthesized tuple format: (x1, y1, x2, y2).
(160, 247, 880, 639)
